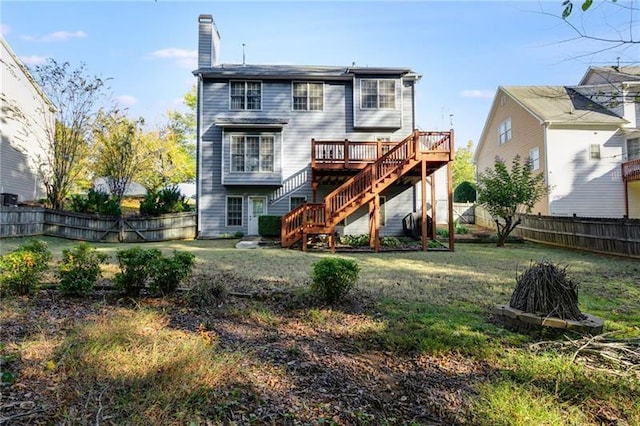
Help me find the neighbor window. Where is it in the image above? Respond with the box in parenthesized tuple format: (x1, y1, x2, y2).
(361, 79, 396, 109)
(226, 196, 243, 226)
(498, 117, 512, 144)
(293, 82, 323, 111)
(290, 196, 307, 210)
(230, 81, 261, 110)
(628, 138, 640, 160)
(589, 144, 601, 160)
(529, 147, 540, 170)
(230, 135, 274, 172)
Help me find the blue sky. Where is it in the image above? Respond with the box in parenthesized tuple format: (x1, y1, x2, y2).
(2, 1, 638, 150)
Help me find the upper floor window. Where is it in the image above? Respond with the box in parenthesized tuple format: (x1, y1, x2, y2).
(230, 81, 261, 110)
(589, 144, 601, 160)
(628, 138, 640, 160)
(361, 79, 396, 109)
(529, 147, 540, 171)
(498, 117, 512, 144)
(293, 82, 323, 111)
(231, 135, 274, 173)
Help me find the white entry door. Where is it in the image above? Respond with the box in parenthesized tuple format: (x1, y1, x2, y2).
(248, 196, 267, 235)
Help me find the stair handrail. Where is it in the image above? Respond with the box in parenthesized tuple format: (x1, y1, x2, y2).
(323, 130, 420, 222)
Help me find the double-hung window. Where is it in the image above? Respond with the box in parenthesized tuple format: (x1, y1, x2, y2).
(498, 117, 512, 145)
(230, 135, 274, 172)
(529, 147, 540, 171)
(589, 144, 601, 160)
(290, 196, 307, 210)
(293, 82, 323, 111)
(230, 81, 261, 110)
(226, 196, 243, 226)
(361, 79, 396, 109)
(628, 138, 640, 160)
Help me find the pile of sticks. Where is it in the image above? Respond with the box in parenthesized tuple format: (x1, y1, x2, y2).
(509, 261, 585, 321)
(530, 333, 640, 377)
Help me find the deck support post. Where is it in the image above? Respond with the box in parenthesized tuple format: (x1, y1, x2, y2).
(430, 175, 437, 240)
(421, 159, 428, 251)
(369, 195, 380, 252)
(447, 160, 455, 251)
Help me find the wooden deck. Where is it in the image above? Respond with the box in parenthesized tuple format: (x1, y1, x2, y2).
(622, 158, 640, 182)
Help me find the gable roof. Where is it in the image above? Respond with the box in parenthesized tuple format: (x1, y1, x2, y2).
(474, 85, 627, 162)
(502, 85, 627, 126)
(578, 66, 640, 86)
(194, 64, 420, 81)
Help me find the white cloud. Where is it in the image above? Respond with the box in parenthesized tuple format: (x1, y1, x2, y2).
(460, 90, 494, 99)
(149, 48, 197, 69)
(21, 30, 87, 43)
(20, 55, 48, 66)
(0, 24, 10, 36)
(115, 95, 138, 107)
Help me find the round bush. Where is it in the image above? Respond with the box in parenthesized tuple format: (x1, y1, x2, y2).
(311, 257, 360, 304)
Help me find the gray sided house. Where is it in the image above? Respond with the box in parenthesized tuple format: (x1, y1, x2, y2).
(194, 15, 454, 250)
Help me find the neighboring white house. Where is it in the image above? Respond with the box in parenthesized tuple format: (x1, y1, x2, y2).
(0, 36, 53, 204)
(475, 67, 640, 219)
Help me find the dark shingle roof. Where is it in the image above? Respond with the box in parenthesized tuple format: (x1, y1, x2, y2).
(194, 64, 417, 80)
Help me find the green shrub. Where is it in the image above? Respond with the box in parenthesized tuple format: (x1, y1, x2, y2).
(311, 257, 360, 304)
(381, 236, 402, 248)
(339, 234, 370, 247)
(233, 231, 244, 238)
(114, 247, 162, 297)
(68, 188, 121, 216)
(57, 243, 108, 296)
(0, 240, 52, 295)
(139, 185, 191, 217)
(453, 181, 477, 202)
(149, 251, 196, 296)
(258, 215, 282, 237)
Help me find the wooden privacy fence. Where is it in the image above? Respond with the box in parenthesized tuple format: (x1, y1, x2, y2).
(1, 207, 196, 242)
(517, 214, 640, 258)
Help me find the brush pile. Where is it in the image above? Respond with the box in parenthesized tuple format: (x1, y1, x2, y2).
(509, 260, 586, 321)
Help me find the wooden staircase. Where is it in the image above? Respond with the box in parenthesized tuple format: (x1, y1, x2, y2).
(281, 130, 452, 250)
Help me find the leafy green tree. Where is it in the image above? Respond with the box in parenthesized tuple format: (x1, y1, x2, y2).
(91, 111, 147, 207)
(452, 140, 476, 190)
(32, 60, 108, 210)
(476, 156, 548, 247)
(166, 85, 196, 172)
(136, 126, 195, 192)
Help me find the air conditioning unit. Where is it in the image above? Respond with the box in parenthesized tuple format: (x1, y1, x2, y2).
(1, 193, 18, 207)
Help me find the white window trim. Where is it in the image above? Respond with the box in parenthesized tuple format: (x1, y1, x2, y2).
(229, 80, 262, 111)
(230, 134, 275, 173)
(226, 195, 244, 227)
(291, 81, 324, 111)
(529, 147, 540, 171)
(360, 79, 397, 110)
(289, 195, 307, 211)
(588, 144, 601, 160)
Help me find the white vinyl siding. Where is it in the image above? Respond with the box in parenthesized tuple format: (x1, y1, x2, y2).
(230, 135, 274, 172)
(226, 196, 243, 226)
(292, 82, 323, 111)
(498, 117, 512, 145)
(360, 79, 396, 110)
(230, 81, 261, 110)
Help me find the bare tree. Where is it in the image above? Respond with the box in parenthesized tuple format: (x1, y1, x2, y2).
(32, 59, 108, 210)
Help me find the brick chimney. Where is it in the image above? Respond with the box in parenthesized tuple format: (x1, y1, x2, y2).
(198, 14, 220, 68)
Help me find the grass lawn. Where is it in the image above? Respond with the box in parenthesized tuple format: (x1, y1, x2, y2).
(0, 237, 638, 425)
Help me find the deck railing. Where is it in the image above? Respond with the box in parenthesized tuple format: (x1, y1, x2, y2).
(282, 130, 452, 248)
(622, 158, 640, 182)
